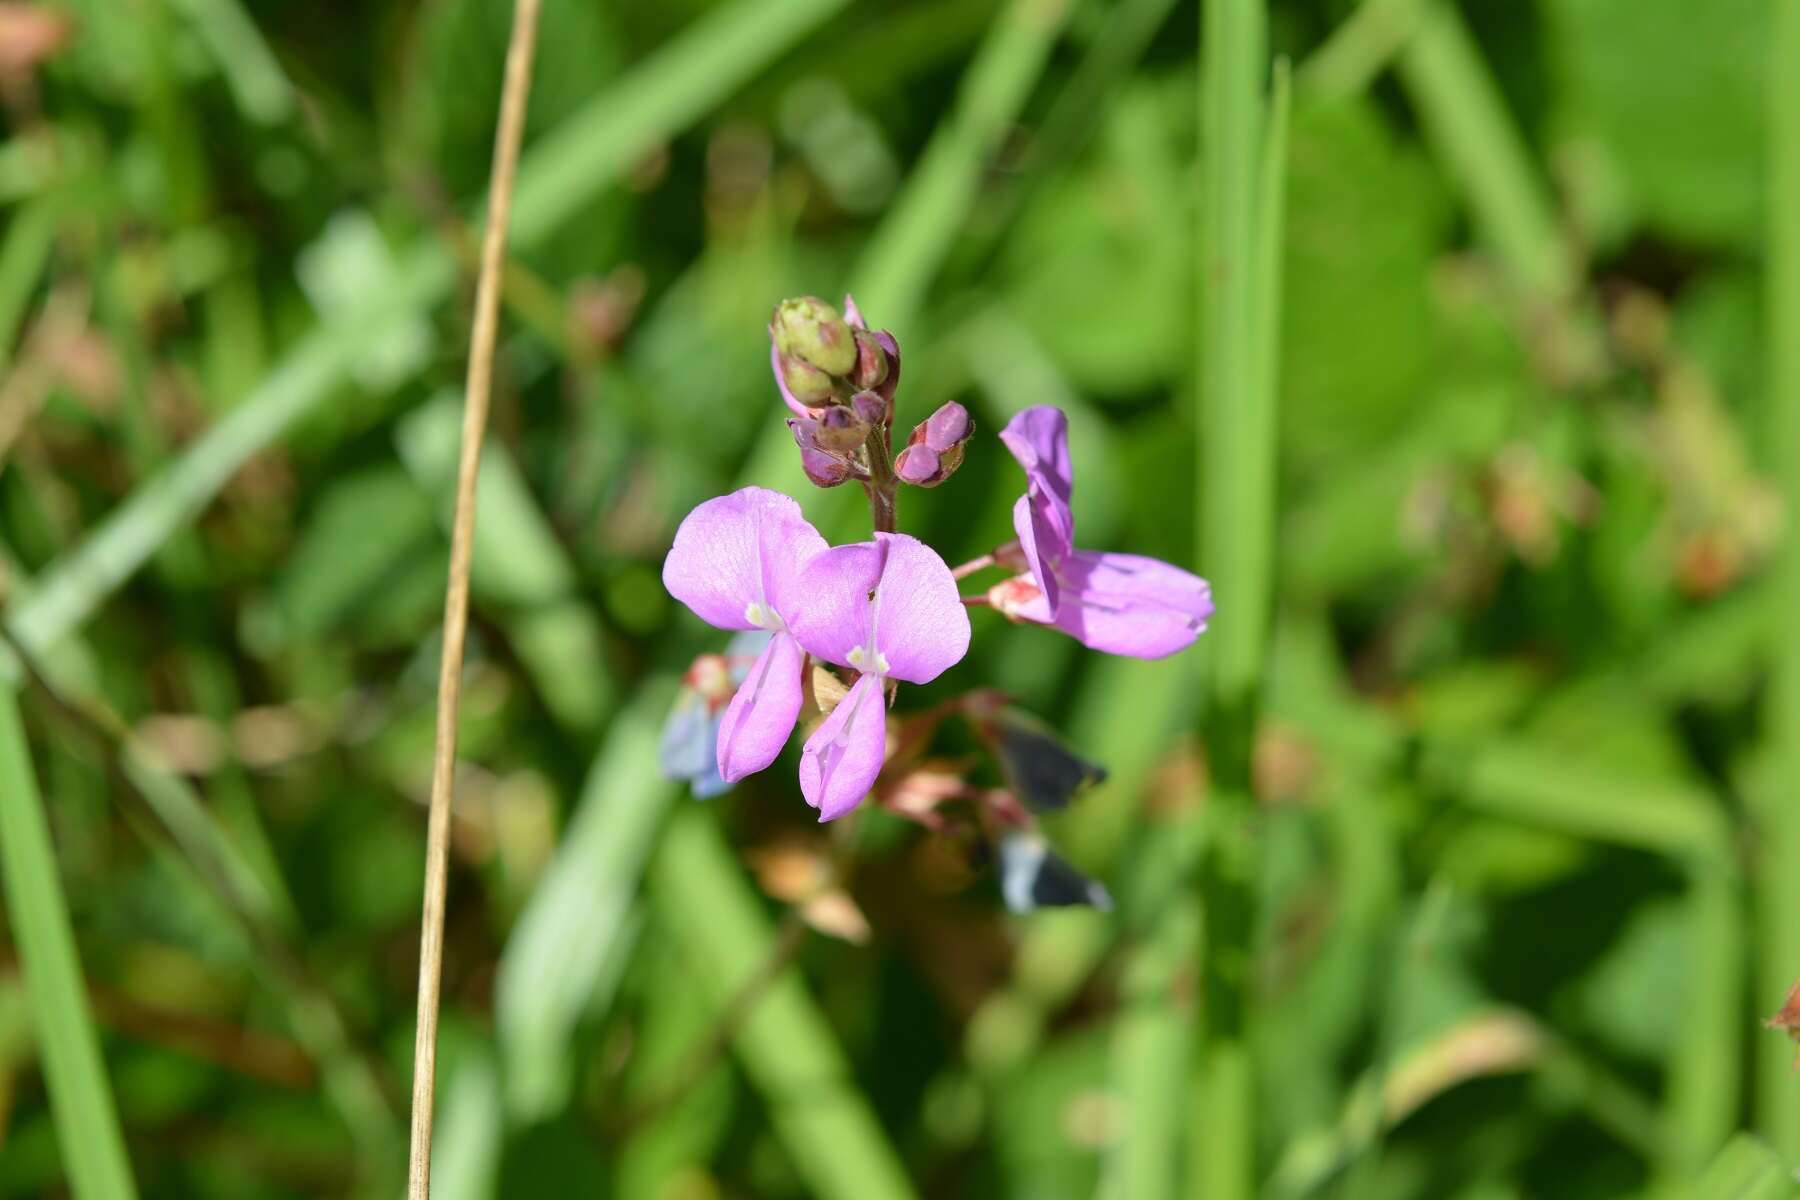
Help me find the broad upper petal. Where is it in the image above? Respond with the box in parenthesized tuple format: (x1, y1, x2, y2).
(866, 534, 970, 684)
(715, 632, 807, 782)
(787, 540, 884, 670)
(798, 673, 887, 821)
(661, 487, 826, 631)
(788, 534, 970, 684)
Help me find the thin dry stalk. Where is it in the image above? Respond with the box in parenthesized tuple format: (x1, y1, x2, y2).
(406, 1, 543, 1195)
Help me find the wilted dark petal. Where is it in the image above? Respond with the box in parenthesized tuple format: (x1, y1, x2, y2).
(998, 834, 1113, 913)
(982, 709, 1107, 813)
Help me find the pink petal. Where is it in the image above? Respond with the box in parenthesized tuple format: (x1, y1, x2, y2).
(787, 534, 970, 685)
(865, 534, 969, 683)
(786, 540, 883, 670)
(1011, 492, 1067, 615)
(661, 487, 828, 631)
(1012, 550, 1212, 660)
(1000, 408, 1076, 606)
(799, 673, 887, 821)
(842, 293, 866, 329)
(999, 406, 1075, 507)
(770, 342, 814, 419)
(715, 632, 807, 781)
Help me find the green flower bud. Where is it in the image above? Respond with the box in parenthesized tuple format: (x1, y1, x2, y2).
(778, 352, 837, 407)
(771, 295, 856, 377)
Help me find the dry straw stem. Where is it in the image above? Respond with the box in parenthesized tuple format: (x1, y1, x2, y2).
(406, 0, 543, 1195)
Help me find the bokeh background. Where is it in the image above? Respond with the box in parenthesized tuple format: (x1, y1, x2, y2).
(1, 0, 1798, 1196)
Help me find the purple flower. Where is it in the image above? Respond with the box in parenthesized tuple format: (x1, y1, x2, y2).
(661, 487, 828, 781)
(996, 406, 1213, 659)
(786, 534, 971, 821)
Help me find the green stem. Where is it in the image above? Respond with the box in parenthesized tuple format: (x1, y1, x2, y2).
(863, 422, 900, 534)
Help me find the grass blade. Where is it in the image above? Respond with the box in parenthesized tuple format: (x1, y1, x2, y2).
(1387, 0, 1572, 301)
(652, 809, 919, 1200)
(1695, 1134, 1798, 1200)
(8, 0, 849, 660)
(1759, 0, 1800, 1161)
(1193, 6, 1279, 1196)
(494, 688, 674, 1119)
(1667, 861, 1744, 1179)
(0, 687, 137, 1199)
(852, 0, 1070, 329)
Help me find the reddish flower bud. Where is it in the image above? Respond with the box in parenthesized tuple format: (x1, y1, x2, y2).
(814, 404, 870, 454)
(788, 418, 853, 488)
(851, 388, 889, 428)
(923, 402, 972, 452)
(851, 330, 889, 391)
(895, 444, 941, 486)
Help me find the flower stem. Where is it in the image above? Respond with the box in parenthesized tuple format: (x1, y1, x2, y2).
(862, 423, 899, 534)
(952, 553, 996, 580)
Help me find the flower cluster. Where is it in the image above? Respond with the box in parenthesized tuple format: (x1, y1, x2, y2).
(661, 295, 1212, 909)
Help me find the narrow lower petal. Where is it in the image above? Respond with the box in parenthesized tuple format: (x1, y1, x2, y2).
(715, 632, 807, 782)
(798, 673, 888, 821)
(1011, 492, 1064, 615)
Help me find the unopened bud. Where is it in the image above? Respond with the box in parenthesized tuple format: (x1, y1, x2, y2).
(771, 296, 856, 376)
(788, 418, 853, 488)
(851, 388, 889, 428)
(851, 330, 889, 391)
(923, 402, 972, 452)
(895, 444, 941, 486)
(778, 353, 836, 407)
(814, 404, 869, 454)
(871, 330, 902, 405)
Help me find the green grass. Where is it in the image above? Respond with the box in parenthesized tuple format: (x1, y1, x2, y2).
(0, 688, 136, 1199)
(1194, 1, 1276, 1195)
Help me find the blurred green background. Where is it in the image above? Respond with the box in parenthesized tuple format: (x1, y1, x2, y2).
(2, 0, 1799, 1196)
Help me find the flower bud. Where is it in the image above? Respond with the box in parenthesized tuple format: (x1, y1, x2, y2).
(923, 402, 972, 452)
(771, 296, 856, 377)
(851, 388, 889, 428)
(871, 330, 902, 405)
(851, 330, 889, 391)
(788, 418, 853, 488)
(894, 444, 941, 486)
(777, 352, 836, 408)
(814, 404, 869, 454)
